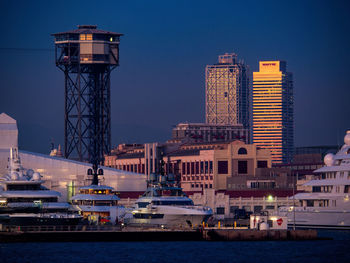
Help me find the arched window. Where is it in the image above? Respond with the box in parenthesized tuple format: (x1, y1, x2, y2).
(238, 147, 247, 155)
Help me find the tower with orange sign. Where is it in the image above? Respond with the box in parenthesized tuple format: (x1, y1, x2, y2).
(252, 61, 293, 163)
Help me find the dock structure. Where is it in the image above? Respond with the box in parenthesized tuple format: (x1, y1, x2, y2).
(0, 225, 320, 242)
(202, 228, 318, 241)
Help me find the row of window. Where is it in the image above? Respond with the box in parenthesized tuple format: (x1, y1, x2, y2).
(79, 34, 119, 42)
(190, 183, 213, 189)
(56, 34, 120, 42)
(277, 164, 324, 171)
(313, 185, 350, 193)
(80, 54, 109, 62)
(114, 164, 145, 173)
(339, 172, 350, 178)
(114, 163, 179, 174)
(305, 200, 336, 207)
(182, 161, 213, 175)
(73, 200, 118, 206)
(7, 185, 42, 191)
(6, 198, 57, 203)
(250, 181, 276, 189)
(79, 189, 111, 195)
(182, 176, 213, 181)
(217, 160, 268, 175)
(218, 160, 248, 174)
(312, 186, 333, 193)
(216, 205, 276, 215)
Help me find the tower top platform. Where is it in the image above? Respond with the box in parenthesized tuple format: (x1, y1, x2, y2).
(52, 25, 123, 37)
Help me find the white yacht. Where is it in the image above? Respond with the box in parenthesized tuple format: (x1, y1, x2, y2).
(279, 131, 350, 229)
(124, 174, 213, 228)
(0, 148, 82, 225)
(71, 167, 125, 224)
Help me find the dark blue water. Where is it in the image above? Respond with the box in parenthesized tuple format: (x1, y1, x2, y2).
(1, 231, 349, 263)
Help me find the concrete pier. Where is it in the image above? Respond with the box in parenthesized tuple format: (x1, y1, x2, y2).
(0, 226, 322, 243)
(202, 229, 319, 241)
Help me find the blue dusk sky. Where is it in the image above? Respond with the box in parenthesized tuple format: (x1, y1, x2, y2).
(0, 0, 349, 154)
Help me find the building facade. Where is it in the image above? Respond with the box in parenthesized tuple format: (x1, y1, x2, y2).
(105, 140, 272, 191)
(205, 53, 250, 130)
(252, 61, 294, 164)
(178, 141, 272, 191)
(171, 123, 249, 144)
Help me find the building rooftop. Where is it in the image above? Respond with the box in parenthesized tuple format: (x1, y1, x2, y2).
(116, 152, 144, 159)
(175, 122, 244, 128)
(166, 149, 200, 157)
(52, 25, 123, 36)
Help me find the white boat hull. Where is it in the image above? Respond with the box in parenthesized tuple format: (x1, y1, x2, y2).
(279, 209, 350, 229)
(125, 206, 212, 228)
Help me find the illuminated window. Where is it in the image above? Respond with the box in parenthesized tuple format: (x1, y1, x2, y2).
(80, 34, 86, 40)
(86, 34, 92, 40)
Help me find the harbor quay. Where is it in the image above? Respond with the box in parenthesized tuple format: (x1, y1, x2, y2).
(0, 225, 320, 243)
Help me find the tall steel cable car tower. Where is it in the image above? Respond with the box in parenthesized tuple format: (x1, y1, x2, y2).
(53, 25, 123, 167)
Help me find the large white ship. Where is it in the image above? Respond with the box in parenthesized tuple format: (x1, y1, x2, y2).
(71, 184, 125, 224)
(279, 131, 350, 229)
(0, 148, 82, 226)
(124, 174, 213, 228)
(71, 164, 126, 225)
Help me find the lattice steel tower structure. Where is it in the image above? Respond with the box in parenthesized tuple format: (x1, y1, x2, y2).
(53, 25, 123, 165)
(205, 53, 249, 129)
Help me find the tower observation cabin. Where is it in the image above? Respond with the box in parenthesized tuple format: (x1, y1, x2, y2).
(52, 25, 123, 165)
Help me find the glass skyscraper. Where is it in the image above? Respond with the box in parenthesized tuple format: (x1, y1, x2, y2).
(205, 53, 249, 130)
(252, 61, 294, 164)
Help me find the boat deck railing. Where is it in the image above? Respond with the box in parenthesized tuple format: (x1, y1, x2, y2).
(0, 224, 201, 233)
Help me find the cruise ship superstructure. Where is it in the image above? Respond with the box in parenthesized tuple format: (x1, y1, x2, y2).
(71, 165, 126, 224)
(279, 131, 350, 229)
(0, 148, 82, 225)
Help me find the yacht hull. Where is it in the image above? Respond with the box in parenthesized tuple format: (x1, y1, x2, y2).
(0, 214, 82, 226)
(280, 210, 350, 229)
(125, 206, 212, 228)
(126, 214, 211, 228)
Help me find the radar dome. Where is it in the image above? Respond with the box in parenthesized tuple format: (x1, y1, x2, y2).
(32, 172, 41, 181)
(344, 131, 350, 146)
(10, 172, 19, 180)
(324, 153, 335, 167)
